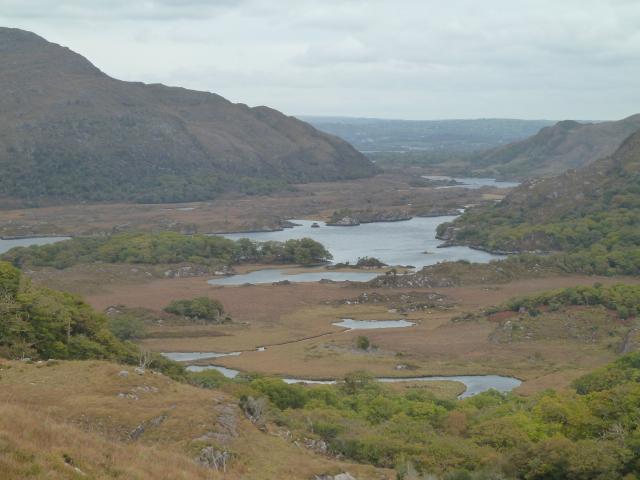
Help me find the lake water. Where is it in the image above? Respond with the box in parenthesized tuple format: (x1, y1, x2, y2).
(333, 319, 415, 330)
(209, 217, 503, 285)
(0, 236, 70, 255)
(209, 268, 379, 285)
(422, 175, 520, 189)
(161, 351, 241, 362)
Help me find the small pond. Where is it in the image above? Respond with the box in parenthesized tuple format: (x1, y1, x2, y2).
(421, 176, 520, 189)
(161, 351, 241, 362)
(333, 319, 415, 330)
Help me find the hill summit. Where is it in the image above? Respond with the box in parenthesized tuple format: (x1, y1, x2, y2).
(0, 28, 375, 204)
(468, 114, 640, 178)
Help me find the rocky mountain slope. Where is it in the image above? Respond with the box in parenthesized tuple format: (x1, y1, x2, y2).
(0, 28, 375, 204)
(468, 114, 640, 178)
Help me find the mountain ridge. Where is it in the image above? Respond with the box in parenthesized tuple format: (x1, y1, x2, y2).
(468, 114, 640, 178)
(437, 128, 640, 273)
(0, 27, 375, 204)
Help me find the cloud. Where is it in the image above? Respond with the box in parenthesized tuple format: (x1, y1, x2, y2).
(1, 0, 640, 119)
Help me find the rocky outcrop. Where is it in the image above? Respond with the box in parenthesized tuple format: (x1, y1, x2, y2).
(327, 208, 411, 226)
(196, 447, 233, 472)
(314, 474, 357, 480)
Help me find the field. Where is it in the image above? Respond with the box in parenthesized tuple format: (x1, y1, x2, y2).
(0, 359, 388, 479)
(46, 268, 634, 394)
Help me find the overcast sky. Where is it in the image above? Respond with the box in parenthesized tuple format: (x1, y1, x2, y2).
(2, 0, 639, 120)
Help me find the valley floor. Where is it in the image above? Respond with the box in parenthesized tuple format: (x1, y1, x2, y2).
(30, 264, 640, 395)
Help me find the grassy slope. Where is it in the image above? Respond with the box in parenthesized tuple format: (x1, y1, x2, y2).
(0, 360, 384, 480)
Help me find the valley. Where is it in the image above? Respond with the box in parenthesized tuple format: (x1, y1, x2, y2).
(2, 13, 640, 479)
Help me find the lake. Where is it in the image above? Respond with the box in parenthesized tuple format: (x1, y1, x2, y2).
(421, 175, 520, 189)
(209, 217, 503, 285)
(0, 236, 71, 255)
(333, 319, 415, 330)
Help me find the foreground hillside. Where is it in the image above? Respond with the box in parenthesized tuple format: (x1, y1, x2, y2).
(437, 129, 640, 274)
(0, 28, 375, 205)
(0, 360, 382, 480)
(468, 114, 640, 178)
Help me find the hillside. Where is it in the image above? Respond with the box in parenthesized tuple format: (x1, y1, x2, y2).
(0, 28, 375, 204)
(437, 129, 640, 273)
(468, 114, 640, 178)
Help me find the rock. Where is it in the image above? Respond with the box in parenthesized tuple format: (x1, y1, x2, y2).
(239, 396, 267, 424)
(134, 367, 145, 375)
(272, 279, 291, 286)
(311, 222, 320, 228)
(196, 446, 233, 472)
(314, 473, 357, 480)
(129, 414, 167, 440)
(117, 370, 129, 377)
(327, 216, 360, 226)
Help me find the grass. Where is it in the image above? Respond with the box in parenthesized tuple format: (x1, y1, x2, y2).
(0, 360, 385, 479)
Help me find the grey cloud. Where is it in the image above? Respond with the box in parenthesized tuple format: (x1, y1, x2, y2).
(1, 0, 639, 119)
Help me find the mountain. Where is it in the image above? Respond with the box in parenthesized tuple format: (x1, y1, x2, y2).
(438, 130, 640, 274)
(0, 28, 375, 204)
(467, 114, 640, 179)
(301, 116, 554, 153)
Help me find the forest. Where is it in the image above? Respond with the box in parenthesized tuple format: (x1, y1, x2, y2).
(2, 233, 333, 269)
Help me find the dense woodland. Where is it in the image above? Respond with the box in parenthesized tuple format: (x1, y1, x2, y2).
(2, 233, 333, 269)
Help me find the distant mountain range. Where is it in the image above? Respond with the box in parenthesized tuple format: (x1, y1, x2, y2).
(467, 114, 640, 178)
(301, 116, 554, 153)
(305, 114, 640, 181)
(0, 28, 375, 204)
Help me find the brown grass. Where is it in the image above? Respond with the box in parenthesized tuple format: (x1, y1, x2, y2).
(0, 360, 387, 480)
(27, 264, 640, 393)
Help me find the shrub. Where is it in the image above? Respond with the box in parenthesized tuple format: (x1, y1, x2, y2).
(164, 297, 226, 323)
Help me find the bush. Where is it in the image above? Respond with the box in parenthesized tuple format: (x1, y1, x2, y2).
(188, 369, 229, 389)
(356, 336, 371, 350)
(164, 297, 226, 323)
(107, 314, 147, 340)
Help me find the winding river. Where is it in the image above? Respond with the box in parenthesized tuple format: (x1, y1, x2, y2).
(181, 363, 520, 399)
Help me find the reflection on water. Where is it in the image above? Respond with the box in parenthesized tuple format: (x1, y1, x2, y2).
(333, 319, 415, 330)
(0, 236, 71, 255)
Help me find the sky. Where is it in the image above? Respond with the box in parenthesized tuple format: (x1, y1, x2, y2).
(2, 0, 640, 120)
